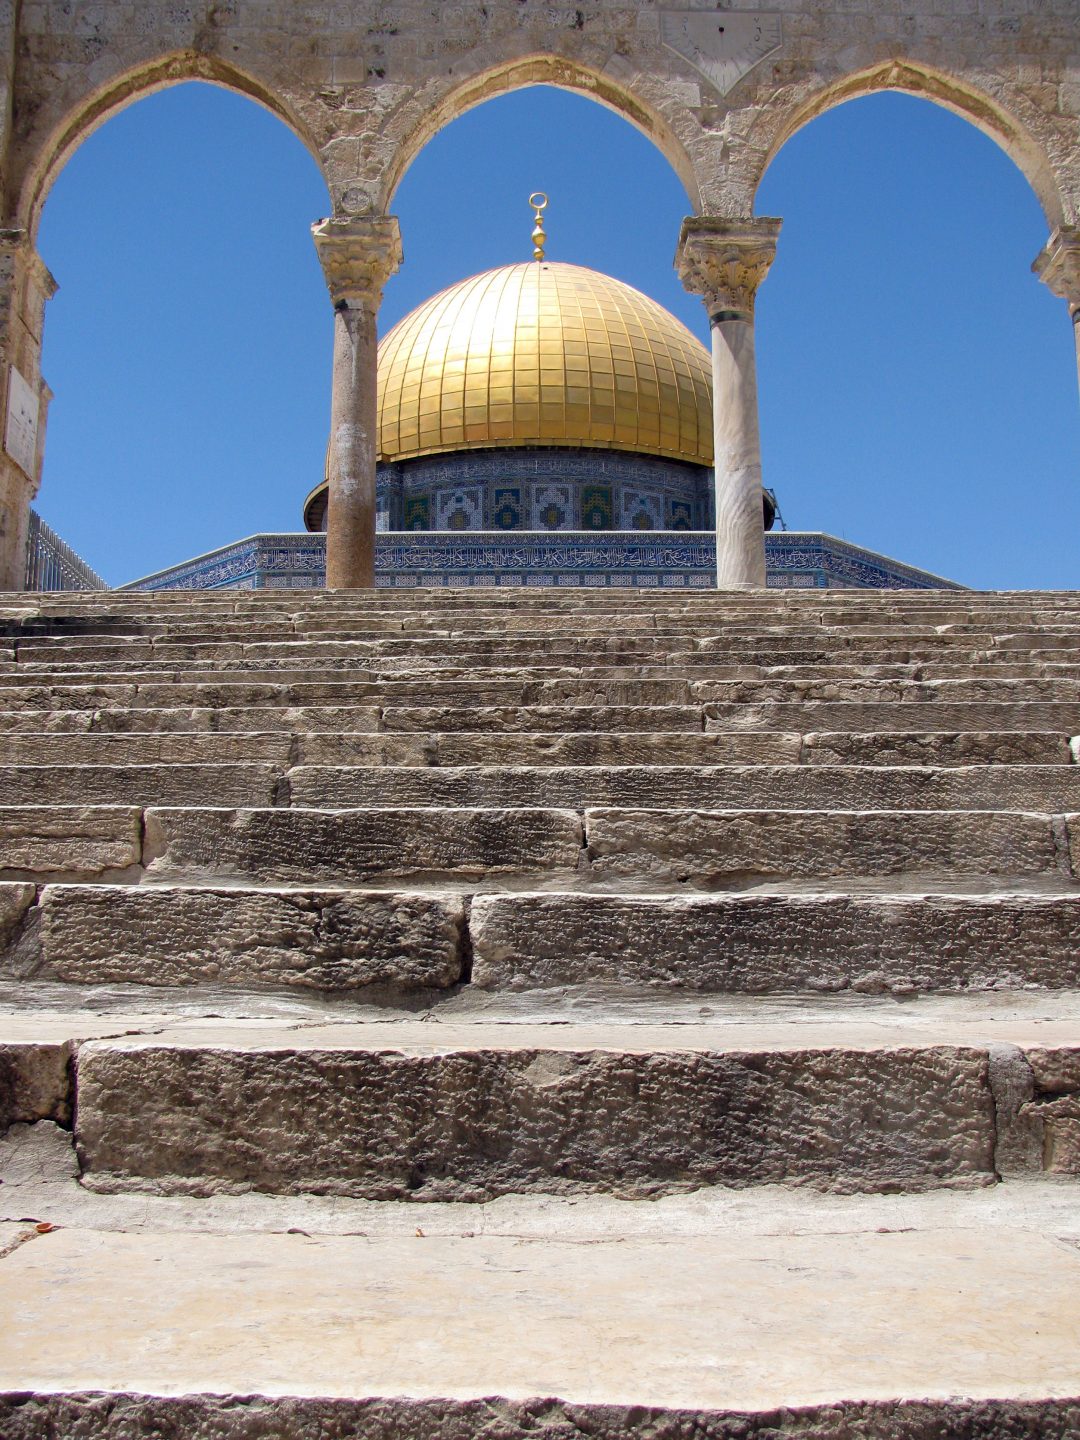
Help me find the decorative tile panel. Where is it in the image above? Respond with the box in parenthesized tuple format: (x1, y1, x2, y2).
(531, 483, 574, 531)
(581, 484, 614, 530)
(436, 486, 483, 531)
(120, 531, 963, 593)
(621, 489, 664, 530)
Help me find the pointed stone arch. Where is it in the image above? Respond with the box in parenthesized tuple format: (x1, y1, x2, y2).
(378, 54, 701, 217)
(749, 60, 1067, 228)
(15, 52, 329, 238)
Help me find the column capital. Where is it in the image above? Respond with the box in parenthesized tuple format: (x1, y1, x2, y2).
(675, 216, 781, 321)
(0, 228, 57, 300)
(311, 215, 402, 310)
(1034, 226, 1080, 317)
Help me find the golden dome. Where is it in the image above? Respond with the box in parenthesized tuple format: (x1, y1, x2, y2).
(376, 261, 714, 467)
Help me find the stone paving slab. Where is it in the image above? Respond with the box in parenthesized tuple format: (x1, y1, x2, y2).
(2, 1214, 1080, 1425)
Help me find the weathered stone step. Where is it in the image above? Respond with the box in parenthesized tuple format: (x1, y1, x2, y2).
(132, 806, 1070, 885)
(12, 699, 1080, 737)
(0, 763, 282, 807)
(0, 676, 702, 709)
(53, 994, 1078, 1198)
(4, 800, 1070, 886)
(10, 882, 1080, 997)
(19, 633, 1080, 659)
(4, 883, 465, 992)
(28, 754, 1077, 811)
(582, 807, 1074, 883)
(287, 763, 1080, 813)
(298, 729, 1071, 768)
(705, 700, 1080, 733)
(9, 675, 1080, 713)
(2, 1184, 1079, 1439)
(0, 731, 296, 764)
(13, 658, 1080, 688)
(0, 706, 383, 735)
(142, 806, 583, 885)
(19, 633, 1080, 662)
(0, 728, 1068, 769)
(470, 890, 1080, 993)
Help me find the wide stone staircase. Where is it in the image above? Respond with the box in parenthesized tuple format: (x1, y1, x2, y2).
(1, 586, 1078, 1437)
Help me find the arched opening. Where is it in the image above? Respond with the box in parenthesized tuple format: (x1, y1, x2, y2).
(382, 57, 700, 218)
(754, 91, 1079, 589)
(755, 62, 1066, 229)
(382, 84, 700, 333)
(20, 55, 326, 239)
(35, 80, 331, 585)
(307, 84, 714, 548)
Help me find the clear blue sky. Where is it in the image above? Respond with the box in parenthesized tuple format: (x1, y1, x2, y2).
(36, 81, 1078, 589)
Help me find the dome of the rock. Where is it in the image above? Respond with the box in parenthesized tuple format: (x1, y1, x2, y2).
(375, 261, 713, 465)
(303, 258, 749, 537)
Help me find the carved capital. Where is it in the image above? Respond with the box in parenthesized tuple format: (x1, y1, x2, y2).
(1034, 226, 1080, 317)
(312, 216, 403, 310)
(0, 229, 58, 301)
(675, 216, 781, 321)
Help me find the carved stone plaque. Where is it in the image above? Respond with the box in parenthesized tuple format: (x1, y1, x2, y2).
(661, 11, 783, 97)
(5, 366, 39, 478)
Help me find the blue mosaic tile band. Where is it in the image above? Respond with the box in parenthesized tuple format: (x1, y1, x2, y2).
(120, 532, 963, 592)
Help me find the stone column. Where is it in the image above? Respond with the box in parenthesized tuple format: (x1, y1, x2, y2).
(311, 216, 402, 589)
(0, 230, 56, 591)
(675, 216, 781, 590)
(1034, 226, 1080, 400)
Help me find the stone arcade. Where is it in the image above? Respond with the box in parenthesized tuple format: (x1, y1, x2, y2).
(1, 6, 1080, 1440)
(0, 1, 1077, 591)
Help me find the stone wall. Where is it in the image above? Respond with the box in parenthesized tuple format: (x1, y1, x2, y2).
(8, 2, 1080, 230)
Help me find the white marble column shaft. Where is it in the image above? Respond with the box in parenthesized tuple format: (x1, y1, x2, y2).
(675, 217, 781, 591)
(312, 217, 402, 590)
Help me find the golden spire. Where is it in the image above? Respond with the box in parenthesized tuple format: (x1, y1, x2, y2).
(529, 192, 548, 262)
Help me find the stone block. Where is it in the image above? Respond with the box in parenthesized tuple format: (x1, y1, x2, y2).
(705, 702, 1080, 733)
(0, 881, 33, 950)
(0, 806, 142, 878)
(74, 1036, 993, 1198)
(470, 892, 1080, 993)
(0, 732, 294, 764)
(803, 731, 1071, 766)
(583, 809, 1061, 881)
(36, 885, 465, 992)
(0, 763, 280, 807)
(143, 806, 584, 883)
(433, 731, 803, 766)
(0, 1039, 71, 1128)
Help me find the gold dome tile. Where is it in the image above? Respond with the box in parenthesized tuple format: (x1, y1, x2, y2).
(375, 261, 713, 467)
